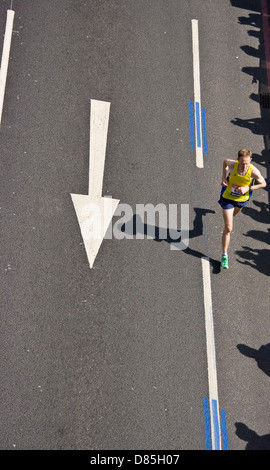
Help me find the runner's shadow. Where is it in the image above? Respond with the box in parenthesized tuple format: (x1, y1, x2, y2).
(235, 423, 270, 450)
(237, 343, 270, 377)
(118, 208, 221, 274)
(120, 207, 215, 240)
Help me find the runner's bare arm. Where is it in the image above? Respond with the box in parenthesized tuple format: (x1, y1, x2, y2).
(221, 159, 235, 186)
(251, 167, 267, 191)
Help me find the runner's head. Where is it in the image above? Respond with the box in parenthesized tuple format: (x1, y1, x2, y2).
(238, 149, 252, 160)
(238, 149, 252, 172)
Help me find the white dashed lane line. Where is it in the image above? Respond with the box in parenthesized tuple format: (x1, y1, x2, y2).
(191, 19, 228, 449)
(0, 9, 15, 127)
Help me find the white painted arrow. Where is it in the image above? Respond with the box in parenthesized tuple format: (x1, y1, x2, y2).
(71, 100, 120, 268)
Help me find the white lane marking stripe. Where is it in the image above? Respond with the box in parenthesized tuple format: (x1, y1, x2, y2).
(0, 9, 15, 127)
(191, 19, 203, 168)
(201, 257, 221, 449)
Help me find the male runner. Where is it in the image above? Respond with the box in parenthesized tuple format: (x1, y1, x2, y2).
(219, 149, 266, 269)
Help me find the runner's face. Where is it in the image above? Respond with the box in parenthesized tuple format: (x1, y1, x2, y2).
(238, 156, 251, 173)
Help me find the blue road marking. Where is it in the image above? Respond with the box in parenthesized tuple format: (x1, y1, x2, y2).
(203, 398, 212, 450)
(203, 398, 229, 450)
(195, 101, 201, 147)
(189, 100, 207, 155)
(212, 399, 221, 450)
(189, 100, 195, 149)
(220, 409, 229, 450)
(202, 107, 207, 155)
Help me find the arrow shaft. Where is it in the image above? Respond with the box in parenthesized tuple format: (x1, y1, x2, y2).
(89, 100, 111, 197)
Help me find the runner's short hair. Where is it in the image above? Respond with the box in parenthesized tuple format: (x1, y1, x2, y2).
(238, 149, 252, 159)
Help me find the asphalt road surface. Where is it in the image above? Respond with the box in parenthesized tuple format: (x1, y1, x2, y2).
(0, 0, 269, 451)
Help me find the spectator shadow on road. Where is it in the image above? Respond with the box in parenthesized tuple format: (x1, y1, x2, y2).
(235, 245, 270, 275)
(230, 0, 261, 14)
(243, 227, 270, 245)
(117, 207, 221, 274)
(235, 422, 270, 450)
(250, 148, 270, 172)
(230, 1, 270, 207)
(241, 200, 270, 224)
(231, 116, 268, 134)
(237, 343, 270, 377)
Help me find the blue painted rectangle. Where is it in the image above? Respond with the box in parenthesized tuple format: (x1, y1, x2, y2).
(203, 398, 212, 450)
(195, 101, 201, 147)
(202, 107, 207, 155)
(212, 399, 221, 450)
(220, 409, 229, 450)
(189, 100, 195, 149)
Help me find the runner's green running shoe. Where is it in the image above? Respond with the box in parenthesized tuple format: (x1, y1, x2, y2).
(221, 254, 229, 269)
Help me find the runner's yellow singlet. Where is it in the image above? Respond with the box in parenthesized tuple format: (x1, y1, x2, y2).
(223, 161, 254, 202)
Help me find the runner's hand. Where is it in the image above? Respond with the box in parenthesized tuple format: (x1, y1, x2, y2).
(237, 186, 249, 195)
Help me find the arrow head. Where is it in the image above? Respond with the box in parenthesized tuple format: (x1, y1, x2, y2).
(71, 194, 120, 268)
